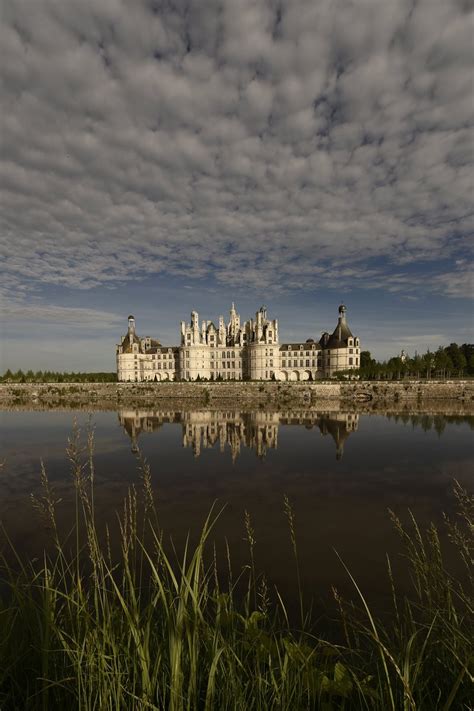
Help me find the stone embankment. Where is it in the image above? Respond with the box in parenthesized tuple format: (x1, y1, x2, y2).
(0, 380, 472, 411)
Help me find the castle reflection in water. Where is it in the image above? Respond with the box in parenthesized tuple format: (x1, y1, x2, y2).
(118, 409, 359, 461)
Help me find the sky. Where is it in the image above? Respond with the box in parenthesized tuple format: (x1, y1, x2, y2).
(1, 0, 473, 371)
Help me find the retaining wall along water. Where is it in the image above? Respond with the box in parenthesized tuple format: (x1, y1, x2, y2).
(0, 380, 472, 409)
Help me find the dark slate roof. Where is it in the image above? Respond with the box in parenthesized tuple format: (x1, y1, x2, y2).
(279, 342, 321, 351)
(143, 338, 162, 353)
(158, 346, 179, 354)
(326, 319, 354, 349)
(120, 332, 141, 353)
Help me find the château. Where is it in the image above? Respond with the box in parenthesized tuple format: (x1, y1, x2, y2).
(116, 304, 360, 382)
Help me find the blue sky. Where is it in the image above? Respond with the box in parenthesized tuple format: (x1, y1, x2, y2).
(1, 0, 473, 371)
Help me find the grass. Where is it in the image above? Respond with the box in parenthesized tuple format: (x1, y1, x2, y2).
(0, 423, 472, 710)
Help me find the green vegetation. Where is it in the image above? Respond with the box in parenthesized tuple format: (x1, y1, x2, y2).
(343, 343, 473, 381)
(0, 428, 472, 710)
(0, 370, 117, 383)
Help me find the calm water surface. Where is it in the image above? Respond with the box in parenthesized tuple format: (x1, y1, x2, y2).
(1, 406, 473, 610)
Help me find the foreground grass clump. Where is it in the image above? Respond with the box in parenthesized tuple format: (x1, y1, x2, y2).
(0, 426, 472, 710)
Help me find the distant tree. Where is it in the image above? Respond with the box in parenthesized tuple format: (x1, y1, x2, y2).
(421, 350, 434, 379)
(445, 343, 467, 375)
(460, 344, 474, 374)
(360, 351, 374, 368)
(434, 348, 452, 379)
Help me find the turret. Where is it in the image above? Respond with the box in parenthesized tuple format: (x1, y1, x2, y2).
(128, 315, 136, 345)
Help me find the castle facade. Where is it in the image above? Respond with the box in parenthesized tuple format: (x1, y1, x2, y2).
(116, 304, 360, 382)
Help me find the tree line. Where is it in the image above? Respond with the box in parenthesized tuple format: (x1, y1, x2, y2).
(356, 342, 473, 380)
(0, 370, 117, 383)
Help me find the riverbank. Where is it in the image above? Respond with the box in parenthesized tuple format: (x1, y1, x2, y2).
(0, 380, 473, 409)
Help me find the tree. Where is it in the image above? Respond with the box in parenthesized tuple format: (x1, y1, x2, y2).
(421, 350, 434, 379)
(434, 348, 452, 379)
(445, 343, 467, 375)
(460, 344, 474, 374)
(360, 351, 375, 368)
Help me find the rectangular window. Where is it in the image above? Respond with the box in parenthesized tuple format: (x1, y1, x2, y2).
(349, 348, 353, 354)
(282, 360, 286, 367)
(294, 360, 298, 367)
(306, 360, 310, 366)
(349, 357, 353, 365)
(300, 360, 303, 367)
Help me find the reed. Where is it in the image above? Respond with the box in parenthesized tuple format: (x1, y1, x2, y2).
(0, 424, 472, 710)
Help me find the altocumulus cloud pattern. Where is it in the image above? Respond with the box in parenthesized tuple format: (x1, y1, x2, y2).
(1, 0, 473, 326)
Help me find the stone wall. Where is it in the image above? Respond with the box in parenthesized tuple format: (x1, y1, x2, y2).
(0, 380, 473, 410)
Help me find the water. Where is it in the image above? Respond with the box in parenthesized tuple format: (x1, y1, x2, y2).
(1, 406, 472, 610)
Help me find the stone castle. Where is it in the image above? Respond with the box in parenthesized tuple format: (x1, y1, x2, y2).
(116, 304, 360, 382)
